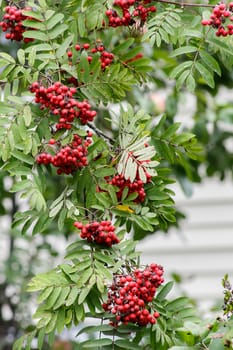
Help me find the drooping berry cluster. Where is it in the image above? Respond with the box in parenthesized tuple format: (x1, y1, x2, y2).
(0, 6, 34, 42)
(67, 42, 114, 71)
(105, 0, 156, 27)
(201, 2, 233, 36)
(74, 221, 120, 247)
(107, 174, 147, 203)
(30, 82, 97, 129)
(102, 263, 164, 326)
(36, 134, 92, 174)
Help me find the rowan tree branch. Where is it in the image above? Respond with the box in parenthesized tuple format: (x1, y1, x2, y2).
(156, 0, 214, 8)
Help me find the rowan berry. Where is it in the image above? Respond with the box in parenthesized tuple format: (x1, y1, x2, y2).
(105, 0, 156, 27)
(0, 6, 36, 42)
(103, 263, 164, 326)
(30, 82, 97, 129)
(201, 3, 233, 36)
(74, 221, 120, 247)
(36, 134, 92, 174)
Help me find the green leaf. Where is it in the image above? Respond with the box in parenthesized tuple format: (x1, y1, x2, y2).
(10, 180, 32, 192)
(77, 14, 86, 37)
(37, 286, 54, 303)
(23, 19, 45, 30)
(78, 285, 92, 304)
(209, 339, 225, 350)
(199, 50, 221, 76)
(23, 30, 48, 41)
(95, 167, 116, 178)
(46, 13, 64, 30)
(82, 338, 112, 348)
(56, 35, 74, 58)
(94, 260, 112, 281)
(196, 62, 214, 88)
(95, 192, 111, 208)
(169, 347, 198, 350)
(115, 339, 142, 350)
(113, 38, 135, 54)
(66, 286, 79, 307)
(170, 46, 197, 57)
(11, 150, 34, 165)
(74, 303, 85, 322)
(47, 24, 68, 40)
(76, 268, 93, 288)
(22, 9, 44, 21)
(45, 312, 58, 333)
(173, 133, 195, 145)
(77, 324, 114, 336)
(56, 308, 66, 333)
(49, 201, 64, 218)
(53, 286, 70, 309)
(0, 52, 15, 64)
(186, 74, 196, 92)
(46, 287, 62, 309)
(17, 49, 25, 65)
(166, 297, 190, 312)
(96, 275, 105, 293)
(170, 61, 193, 79)
(93, 252, 115, 266)
(23, 105, 32, 126)
(37, 328, 46, 350)
(13, 335, 24, 350)
(156, 281, 174, 301)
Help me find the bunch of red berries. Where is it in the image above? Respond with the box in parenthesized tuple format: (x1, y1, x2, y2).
(36, 134, 92, 174)
(201, 2, 233, 36)
(107, 174, 147, 203)
(30, 82, 96, 129)
(102, 263, 164, 326)
(105, 0, 156, 27)
(68, 42, 114, 71)
(0, 6, 34, 42)
(74, 221, 120, 247)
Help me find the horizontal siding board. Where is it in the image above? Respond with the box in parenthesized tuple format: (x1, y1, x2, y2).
(139, 228, 233, 249)
(141, 251, 233, 273)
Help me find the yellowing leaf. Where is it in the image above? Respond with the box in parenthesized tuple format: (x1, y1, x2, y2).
(116, 205, 134, 213)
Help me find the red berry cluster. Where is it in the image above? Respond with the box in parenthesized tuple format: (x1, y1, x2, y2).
(0, 6, 34, 42)
(67, 42, 114, 71)
(105, 0, 156, 27)
(36, 134, 92, 175)
(107, 174, 147, 203)
(102, 263, 164, 326)
(30, 82, 96, 129)
(201, 2, 233, 36)
(74, 221, 120, 247)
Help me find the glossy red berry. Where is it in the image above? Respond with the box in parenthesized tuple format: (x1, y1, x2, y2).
(74, 221, 120, 247)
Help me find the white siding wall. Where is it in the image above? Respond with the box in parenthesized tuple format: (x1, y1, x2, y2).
(139, 178, 233, 306)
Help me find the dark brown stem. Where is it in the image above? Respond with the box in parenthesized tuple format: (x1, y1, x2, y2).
(87, 122, 115, 144)
(156, 0, 214, 7)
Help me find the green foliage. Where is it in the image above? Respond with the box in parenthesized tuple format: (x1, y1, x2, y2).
(0, 0, 233, 348)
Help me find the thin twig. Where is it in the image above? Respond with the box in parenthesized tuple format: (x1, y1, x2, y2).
(87, 122, 115, 144)
(156, 0, 214, 8)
